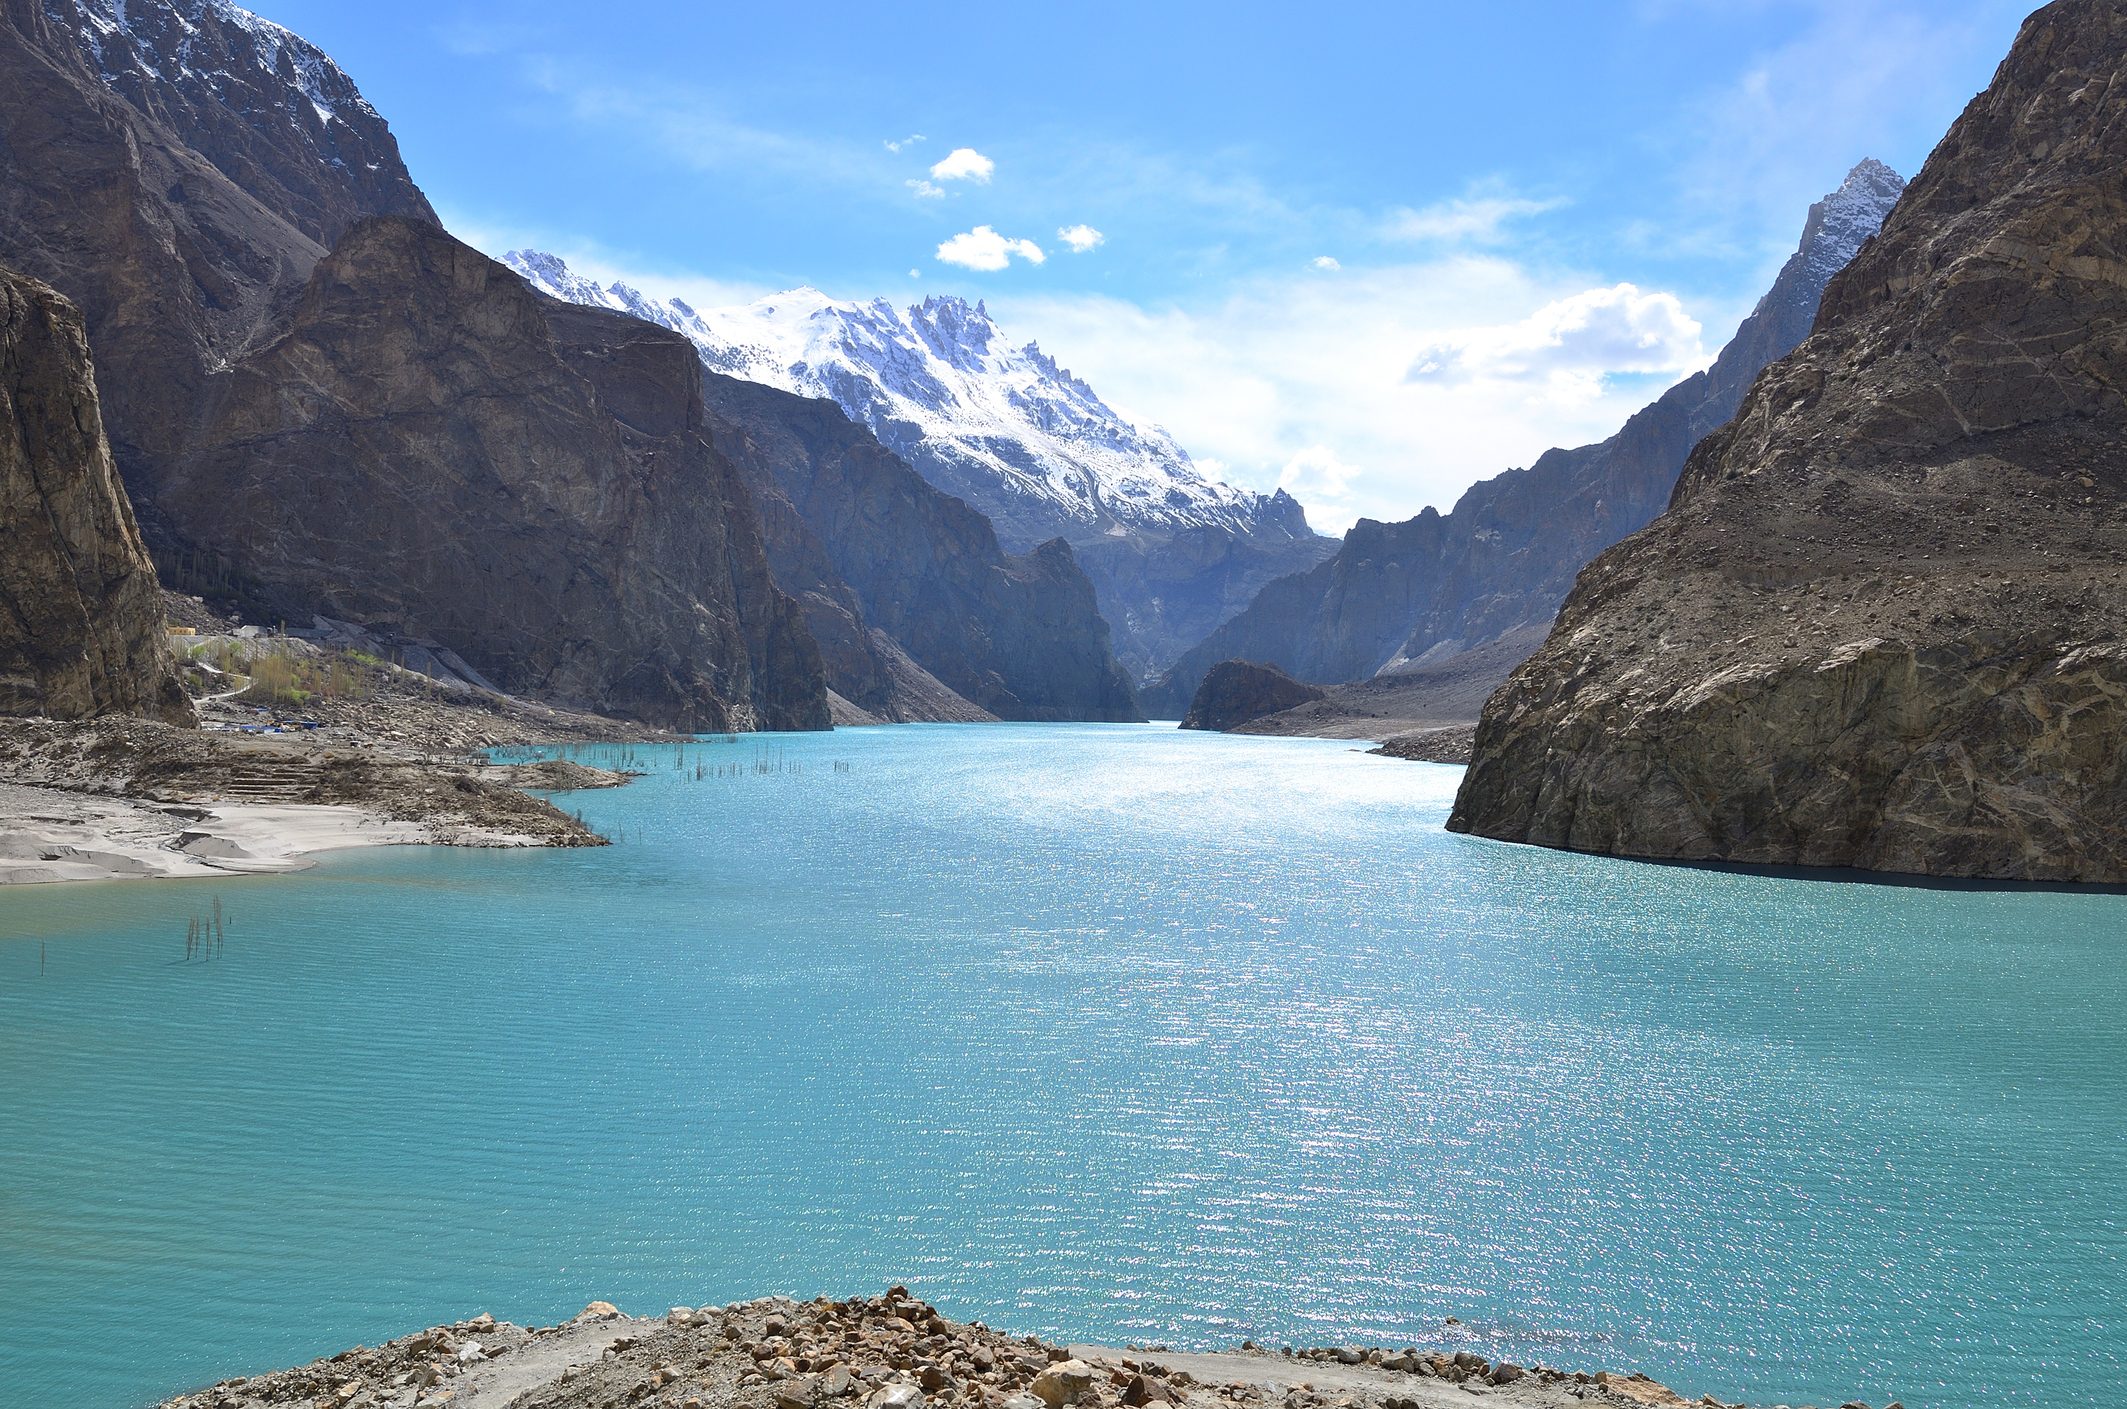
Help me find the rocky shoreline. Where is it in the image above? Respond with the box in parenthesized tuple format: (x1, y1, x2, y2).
(159, 1291, 1889, 1409)
(0, 710, 629, 884)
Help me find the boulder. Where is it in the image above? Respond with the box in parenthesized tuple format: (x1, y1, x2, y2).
(1029, 1359, 1098, 1408)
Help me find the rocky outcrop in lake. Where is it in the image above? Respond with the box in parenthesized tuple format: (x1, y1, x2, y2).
(0, 267, 192, 724)
(0, 0, 829, 730)
(1146, 161, 1905, 717)
(1450, 0, 2127, 882)
(1180, 661, 1326, 732)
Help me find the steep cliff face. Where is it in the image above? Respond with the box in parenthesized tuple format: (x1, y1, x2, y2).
(44, 0, 437, 247)
(161, 219, 826, 730)
(1147, 161, 1904, 717)
(1450, 0, 2127, 882)
(696, 372, 1143, 723)
(0, 267, 192, 723)
(0, 0, 340, 483)
(0, 0, 831, 730)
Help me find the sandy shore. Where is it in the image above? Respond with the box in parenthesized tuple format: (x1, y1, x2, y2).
(157, 1291, 1871, 1409)
(0, 780, 455, 883)
(0, 717, 623, 885)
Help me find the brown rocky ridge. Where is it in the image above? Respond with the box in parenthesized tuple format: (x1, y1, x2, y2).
(1145, 161, 1904, 720)
(157, 1289, 1886, 1409)
(0, 263, 193, 724)
(1450, 0, 2127, 881)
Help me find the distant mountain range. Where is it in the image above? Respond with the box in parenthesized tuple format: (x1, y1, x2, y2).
(505, 255, 1336, 676)
(1146, 158, 1907, 717)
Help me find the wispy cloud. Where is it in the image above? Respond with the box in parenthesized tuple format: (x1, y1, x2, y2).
(929, 147, 996, 184)
(1309, 255, 1341, 271)
(906, 179, 946, 199)
(1383, 189, 1568, 244)
(514, 57, 880, 187)
(1651, 0, 2026, 270)
(884, 133, 926, 153)
(937, 226, 1046, 271)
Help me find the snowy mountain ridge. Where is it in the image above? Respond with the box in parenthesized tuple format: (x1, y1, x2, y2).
(52, 0, 377, 128)
(504, 250, 1308, 549)
(1790, 157, 1907, 291)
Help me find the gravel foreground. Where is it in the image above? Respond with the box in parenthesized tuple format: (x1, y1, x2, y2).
(158, 1290, 1895, 1409)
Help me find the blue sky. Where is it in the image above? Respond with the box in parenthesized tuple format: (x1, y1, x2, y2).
(258, 0, 2033, 530)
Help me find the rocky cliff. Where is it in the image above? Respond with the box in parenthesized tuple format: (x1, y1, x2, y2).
(0, 0, 830, 730)
(1450, 0, 2127, 882)
(1179, 660, 1326, 732)
(160, 219, 826, 730)
(697, 372, 1143, 723)
(1147, 161, 1905, 717)
(0, 266, 192, 723)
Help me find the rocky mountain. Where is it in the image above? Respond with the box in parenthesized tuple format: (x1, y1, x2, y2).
(0, 265, 192, 723)
(1, 0, 833, 728)
(162, 217, 827, 730)
(1178, 661, 1325, 732)
(694, 370, 1142, 722)
(1450, 0, 2127, 882)
(504, 254, 1337, 675)
(0, 0, 1155, 729)
(1146, 160, 1906, 717)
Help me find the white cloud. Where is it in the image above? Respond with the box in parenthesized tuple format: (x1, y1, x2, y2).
(908, 268, 921, 279)
(995, 260, 1717, 533)
(1310, 255, 1341, 271)
(929, 147, 996, 184)
(936, 226, 1047, 272)
(1412, 285, 1710, 398)
(906, 179, 946, 199)
(1277, 446, 1363, 527)
(884, 133, 926, 153)
(1407, 283, 1706, 394)
(1383, 191, 1567, 244)
(1058, 224, 1105, 253)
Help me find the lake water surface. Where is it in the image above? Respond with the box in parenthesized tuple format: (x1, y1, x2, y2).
(2, 724, 2122, 1408)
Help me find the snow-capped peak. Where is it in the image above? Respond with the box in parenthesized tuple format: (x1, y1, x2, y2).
(505, 250, 1309, 547)
(1798, 158, 1906, 281)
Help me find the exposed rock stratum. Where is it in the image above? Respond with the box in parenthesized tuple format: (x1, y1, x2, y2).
(0, 266, 192, 723)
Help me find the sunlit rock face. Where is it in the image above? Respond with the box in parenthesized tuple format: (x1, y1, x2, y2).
(1451, 0, 2127, 882)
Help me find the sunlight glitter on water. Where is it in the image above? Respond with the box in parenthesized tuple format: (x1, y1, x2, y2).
(2, 725, 2123, 1409)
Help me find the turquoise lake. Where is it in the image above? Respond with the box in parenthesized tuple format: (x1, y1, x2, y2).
(2, 724, 2123, 1408)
